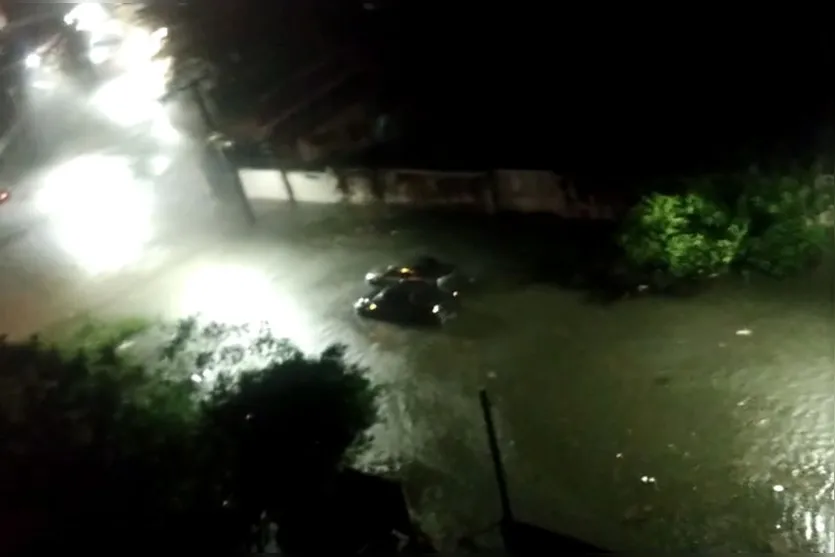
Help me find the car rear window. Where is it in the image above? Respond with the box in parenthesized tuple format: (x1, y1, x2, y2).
(92, 36, 121, 47)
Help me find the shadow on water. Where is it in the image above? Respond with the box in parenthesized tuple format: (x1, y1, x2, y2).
(446, 307, 506, 341)
(281, 204, 831, 307)
(472, 389, 612, 554)
(270, 468, 438, 555)
(266, 205, 643, 303)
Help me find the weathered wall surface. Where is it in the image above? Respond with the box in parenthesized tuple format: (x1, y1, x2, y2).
(239, 167, 624, 219)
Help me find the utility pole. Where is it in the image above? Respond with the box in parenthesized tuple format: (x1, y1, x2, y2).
(478, 389, 514, 525)
(185, 78, 216, 133)
(174, 76, 255, 225)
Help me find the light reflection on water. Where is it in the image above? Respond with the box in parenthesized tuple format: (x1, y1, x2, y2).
(203, 239, 833, 552)
(57, 216, 835, 552)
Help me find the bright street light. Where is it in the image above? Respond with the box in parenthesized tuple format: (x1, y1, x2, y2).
(64, 2, 108, 32)
(177, 264, 317, 353)
(25, 53, 41, 69)
(88, 46, 111, 65)
(35, 154, 155, 275)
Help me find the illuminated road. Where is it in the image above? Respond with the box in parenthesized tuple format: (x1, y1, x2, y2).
(0, 22, 221, 338)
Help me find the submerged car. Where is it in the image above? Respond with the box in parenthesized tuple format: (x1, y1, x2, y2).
(354, 281, 457, 326)
(364, 256, 471, 293)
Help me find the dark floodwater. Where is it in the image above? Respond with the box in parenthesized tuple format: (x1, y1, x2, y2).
(199, 204, 833, 553)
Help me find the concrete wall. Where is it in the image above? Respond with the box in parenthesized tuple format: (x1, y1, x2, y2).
(238, 167, 624, 219)
(240, 168, 343, 203)
(238, 167, 835, 226)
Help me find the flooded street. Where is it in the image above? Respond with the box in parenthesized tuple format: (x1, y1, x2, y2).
(8, 18, 831, 551)
(105, 204, 833, 553)
(2, 77, 832, 551)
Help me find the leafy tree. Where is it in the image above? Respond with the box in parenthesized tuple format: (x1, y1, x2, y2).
(735, 170, 833, 277)
(151, 318, 380, 523)
(135, 0, 338, 119)
(619, 168, 833, 286)
(0, 318, 380, 554)
(619, 192, 748, 283)
(0, 326, 203, 553)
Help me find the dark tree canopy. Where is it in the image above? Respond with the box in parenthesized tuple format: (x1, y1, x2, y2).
(137, 0, 362, 100)
(0, 318, 380, 554)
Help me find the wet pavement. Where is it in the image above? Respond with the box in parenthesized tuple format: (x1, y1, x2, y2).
(4, 175, 835, 552)
(1, 39, 834, 554)
(95, 203, 835, 553)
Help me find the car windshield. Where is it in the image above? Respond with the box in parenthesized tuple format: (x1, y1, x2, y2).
(373, 287, 410, 304)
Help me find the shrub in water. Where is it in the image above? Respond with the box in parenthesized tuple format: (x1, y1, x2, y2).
(736, 171, 832, 277)
(619, 192, 748, 281)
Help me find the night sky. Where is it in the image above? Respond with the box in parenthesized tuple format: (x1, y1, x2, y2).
(358, 7, 835, 174)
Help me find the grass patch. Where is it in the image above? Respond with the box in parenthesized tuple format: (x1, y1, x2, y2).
(39, 315, 154, 356)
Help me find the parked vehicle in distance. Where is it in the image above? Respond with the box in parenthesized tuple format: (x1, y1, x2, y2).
(364, 255, 471, 294)
(354, 281, 457, 326)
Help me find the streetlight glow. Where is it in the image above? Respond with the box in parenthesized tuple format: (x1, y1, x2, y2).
(25, 53, 41, 69)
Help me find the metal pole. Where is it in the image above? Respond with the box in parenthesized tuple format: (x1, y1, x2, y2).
(184, 79, 255, 225)
(218, 145, 256, 226)
(189, 80, 217, 133)
(478, 389, 514, 523)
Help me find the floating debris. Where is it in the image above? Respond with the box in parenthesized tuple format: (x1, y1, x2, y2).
(773, 484, 785, 493)
(640, 475, 657, 484)
(735, 328, 752, 336)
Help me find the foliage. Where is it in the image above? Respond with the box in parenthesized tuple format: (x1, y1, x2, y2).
(739, 218, 828, 277)
(0, 318, 380, 554)
(0, 332, 202, 552)
(135, 0, 337, 114)
(620, 167, 834, 284)
(43, 316, 151, 357)
(203, 343, 378, 516)
(619, 192, 748, 281)
(734, 171, 833, 277)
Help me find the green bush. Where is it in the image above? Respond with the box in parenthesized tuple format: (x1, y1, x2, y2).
(620, 168, 834, 284)
(740, 218, 828, 277)
(1, 318, 380, 554)
(619, 192, 748, 281)
(735, 171, 832, 277)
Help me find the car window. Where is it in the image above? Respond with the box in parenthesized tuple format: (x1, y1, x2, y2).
(375, 288, 409, 304)
(92, 36, 120, 48)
